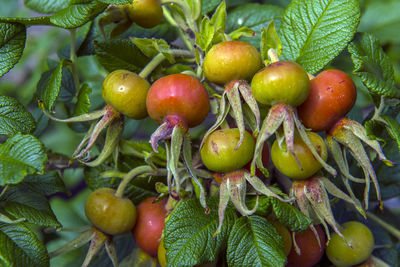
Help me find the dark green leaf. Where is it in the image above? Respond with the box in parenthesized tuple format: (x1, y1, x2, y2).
(201, 0, 220, 15)
(0, 134, 47, 186)
(226, 4, 283, 48)
(279, 0, 360, 74)
(164, 198, 237, 266)
(50, 1, 107, 29)
(0, 17, 53, 26)
(0, 96, 36, 135)
(74, 83, 92, 116)
(37, 59, 69, 111)
(0, 222, 49, 267)
(0, 22, 26, 77)
(227, 215, 286, 267)
(348, 33, 399, 98)
(21, 171, 67, 196)
(270, 198, 311, 232)
(94, 38, 150, 73)
(374, 149, 400, 200)
(24, 0, 69, 13)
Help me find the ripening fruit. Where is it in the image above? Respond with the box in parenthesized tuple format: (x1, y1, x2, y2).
(203, 41, 263, 85)
(85, 188, 137, 235)
(251, 61, 310, 107)
(326, 221, 374, 267)
(102, 70, 150, 119)
(126, 0, 163, 28)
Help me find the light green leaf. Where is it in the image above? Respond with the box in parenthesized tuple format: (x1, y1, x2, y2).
(164, 198, 237, 266)
(0, 134, 47, 186)
(94, 39, 150, 73)
(24, 0, 69, 13)
(0, 96, 36, 136)
(226, 4, 283, 48)
(0, 222, 49, 267)
(229, 27, 256, 40)
(37, 58, 68, 111)
(260, 20, 282, 65)
(210, 1, 226, 34)
(227, 216, 286, 267)
(50, 1, 107, 29)
(279, 0, 360, 74)
(0, 22, 26, 77)
(74, 83, 92, 116)
(131, 37, 174, 63)
(195, 16, 215, 52)
(98, 0, 131, 4)
(348, 33, 399, 98)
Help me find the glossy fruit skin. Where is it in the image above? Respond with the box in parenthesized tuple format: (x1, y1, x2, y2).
(287, 225, 326, 267)
(84, 188, 137, 235)
(298, 69, 357, 132)
(132, 197, 167, 257)
(146, 74, 210, 127)
(203, 41, 263, 85)
(251, 61, 310, 107)
(125, 0, 163, 28)
(158, 239, 167, 267)
(200, 129, 255, 173)
(102, 70, 150, 119)
(270, 220, 292, 256)
(326, 221, 374, 267)
(271, 132, 327, 179)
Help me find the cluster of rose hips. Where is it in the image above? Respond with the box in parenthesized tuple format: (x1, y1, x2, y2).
(44, 1, 388, 266)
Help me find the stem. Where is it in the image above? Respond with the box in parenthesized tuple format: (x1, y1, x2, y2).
(115, 166, 160, 198)
(367, 211, 400, 240)
(0, 185, 9, 198)
(267, 48, 279, 63)
(69, 29, 80, 93)
(139, 53, 166, 79)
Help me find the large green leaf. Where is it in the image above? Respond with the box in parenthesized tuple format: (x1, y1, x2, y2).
(278, 0, 360, 74)
(227, 216, 286, 267)
(1, 184, 61, 227)
(94, 38, 150, 73)
(50, 1, 107, 29)
(0, 222, 49, 267)
(226, 4, 283, 48)
(164, 198, 237, 266)
(21, 171, 67, 196)
(24, 0, 69, 13)
(0, 22, 26, 77)
(0, 96, 36, 136)
(0, 134, 47, 186)
(348, 33, 399, 98)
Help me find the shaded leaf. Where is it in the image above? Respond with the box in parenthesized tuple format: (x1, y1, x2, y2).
(24, 0, 68, 13)
(0, 22, 26, 77)
(0, 96, 36, 136)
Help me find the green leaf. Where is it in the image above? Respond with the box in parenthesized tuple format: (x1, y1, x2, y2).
(227, 215, 286, 267)
(348, 33, 399, 98)
(131, 37, 174, 63)
(0, 96, 36, 136)
(0, 222, 49, 267)
(94, 38, 150, 73)
(195, 16, 216, 52)
(0, 22, 26, 77)
(37, 58, 69, 111)
(226, 4, 283, 48)
(358, 0, 400, 44)
(210, 1, 226, 34)
(228, 27, 256, 40)
(278, 0, 360, 74)
(50, 1, 107, 29)
(164, 198, 237, 266)
(201, 0, 220, 15)
(21, 171, 67, 196)
(1, 184, 61, 227)
(24, 0, 69, 13)
(0, 134, 47, 186)
(74, 83, 92, 116)
(260, 20, 282, 65)
(0, 17, 52, 26)
(270, 198, 311, 232)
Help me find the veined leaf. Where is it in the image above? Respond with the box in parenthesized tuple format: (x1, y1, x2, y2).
(348, 33, 399, 98)
(0, 222, 49, 267)
(21, 171, 67, 196)
(0, 96, 36, 136)
(24, 0, 69, 13)
(0, 134, 47, 186)
(164, 198, 237, 266)
(227, 216, 286, 267)
(98, 0, 131, 4)
(279, 0, 360, 74)
(74, 83, 92, 116)
(0, 22, 26, 77)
